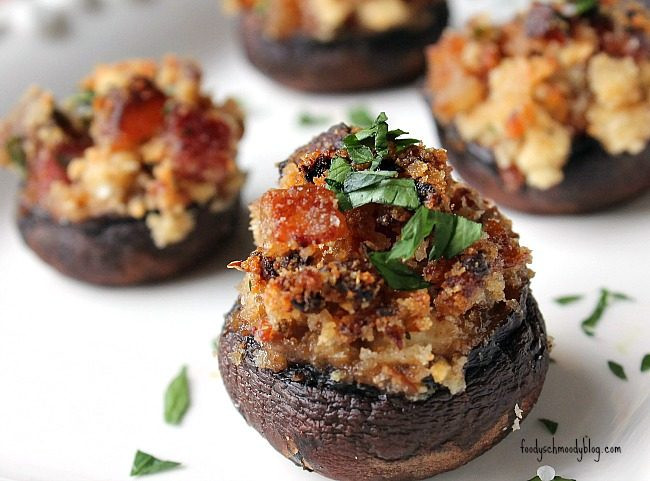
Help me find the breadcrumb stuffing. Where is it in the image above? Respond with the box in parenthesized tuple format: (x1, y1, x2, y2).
(230, 124, 532, 398)
(427, 0, 650, 190)
(230, 0, 442, 41)
(0, 56, 244, 247)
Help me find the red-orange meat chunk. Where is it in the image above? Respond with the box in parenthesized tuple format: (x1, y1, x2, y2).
(258, 185, 349, 248)
(167, 105, 233, 183)
(99, 77, 166, 150)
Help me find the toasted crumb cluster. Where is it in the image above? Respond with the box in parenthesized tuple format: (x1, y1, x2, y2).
(427, 0, 650, 190)
(229, 124, 532, 398)
(0, 56, 244, 247)
(228, 0, 441, 41)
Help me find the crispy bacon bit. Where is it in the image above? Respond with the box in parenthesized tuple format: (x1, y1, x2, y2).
(258, 184, 349, 248)
(97, 77, 166, 150)
(166, 105, 233, 183)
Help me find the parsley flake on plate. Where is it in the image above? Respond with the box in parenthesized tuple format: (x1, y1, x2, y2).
(554, 294, 583, 305)
(642, 354, 650, 373)
(298, 111, 331, 127)
(538, 418, 558, 435)
(581, 288, 633, 336)
(607, 360, 627, 381)
(164, 365, 190, 425)
(130, 450, 181, 477)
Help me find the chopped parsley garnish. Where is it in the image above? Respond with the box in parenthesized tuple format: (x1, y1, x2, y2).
(343, 169, 398, 191)
(368, 251, 429, 291)
(538, 418, 558, 435)
(325, 157, 352, 190)
(326, 113, 483, 290)
(428, 212, 483, 260)
(347, 178, 420, 210)
(554, 294, 583, 305)
(130, 450, 181, 476)
(6, 136, 27, 174)
(581, 288, 633, 336)
(298, 111, 330, 127)
(642, 354, 650, 373)
(348, 106, 375, 128)
(573, 0, 598, 15)
(164, 365, 190, 425)
(607, 360, 627, 381)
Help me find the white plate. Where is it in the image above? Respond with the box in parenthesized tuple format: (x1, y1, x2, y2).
(0, 1, 649, 480)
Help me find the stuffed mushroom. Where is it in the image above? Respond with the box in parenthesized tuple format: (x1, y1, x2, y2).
(0, 56, 244, 285)
(425, 0, 650, 214)
(219, 114, 549, 481)
(227, 0, 449, 92)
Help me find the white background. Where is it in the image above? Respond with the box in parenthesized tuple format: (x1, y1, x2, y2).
(0, 1, 648, 480)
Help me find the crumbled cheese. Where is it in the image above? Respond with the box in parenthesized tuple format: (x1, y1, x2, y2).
(146, 209, 195, 248)
(514, 403, 523, 419)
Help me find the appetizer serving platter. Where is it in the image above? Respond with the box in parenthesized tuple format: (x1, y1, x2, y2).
(0, 1, 649, 480)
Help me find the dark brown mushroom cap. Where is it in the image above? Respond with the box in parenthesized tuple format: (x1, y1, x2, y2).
(239, 1, 449, 92)
(17, 196, 240, 286)
(435, 119, 650, 215)
(218, 285, 549, 481)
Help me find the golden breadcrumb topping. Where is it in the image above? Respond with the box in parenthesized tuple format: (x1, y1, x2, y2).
(228, 124, 532, 398)
(228, 0, 441, 41)
(426, 0, 650, 190)
(0, 56, 244, 247)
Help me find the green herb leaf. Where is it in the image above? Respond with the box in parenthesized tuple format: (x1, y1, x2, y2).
(428, 212, 483, 260)
(374, 116, 389, 159)
(607, 360, 627, 380)
(298, 111, 330, 127)
(130, 450, 181, 476)
(327, 157, 351, 185)
(642, 354, 650, 373)
(343, 170, 398, 192)
(6, 136, 27, 174)
(444, 215, 483, 259)
(554, 294, 583, 305)
(581, 288, 633, 336)
(164, 366, 190, 425)
(581, 290, 608, 336)
(368, 251, 429, 291)
(343, 135, 375, 165)
(387, 206, 437, 262)
(325, 157, 354, 210)
(348, 106, 375, 128)
(347, 178, 420, 210)
(335, 191, 353, 211)
(538, 418, 558, 435)
(609, 291, 634, 301)
(573, 0, 598, 15)
(394, 138, 421, 153)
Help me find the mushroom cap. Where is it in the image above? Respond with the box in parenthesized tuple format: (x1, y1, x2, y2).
(239, 1, 449, 92)
(218, 284, 549, 481)
(436, 119, 650, 215)
(17, 195, 240, 285)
